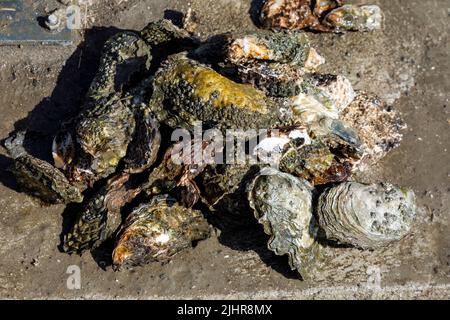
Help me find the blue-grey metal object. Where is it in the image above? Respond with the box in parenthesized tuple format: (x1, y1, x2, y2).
(0, 0, 72, 45)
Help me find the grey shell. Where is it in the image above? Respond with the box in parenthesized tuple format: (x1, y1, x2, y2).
(247, 167, 323, 279)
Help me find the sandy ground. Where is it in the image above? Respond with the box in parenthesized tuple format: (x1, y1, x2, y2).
(0, 0, 449, 299)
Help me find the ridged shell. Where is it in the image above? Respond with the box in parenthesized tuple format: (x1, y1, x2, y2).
(317, 182, 417, 249)
(112, 195, 210, 270)
(63, 173, 141, 253)
(247, 168, 322, 279)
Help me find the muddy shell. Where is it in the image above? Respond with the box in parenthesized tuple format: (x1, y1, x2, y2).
(317, 182, 417, 249)
(323, 5, 384, 32)
(4, 131, 83, 204)
(112, 195, 211, 270)
(340, 91, 405, 167)
(247, 167, 323, 279)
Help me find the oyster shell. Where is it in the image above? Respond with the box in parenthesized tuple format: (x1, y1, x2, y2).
(140, 19, 197, 48)
(150, 53, 292, 131)
(112, 195, 210, 270)
(53, 31, 154, 186)
(259, 1, 383, 33)
(340, 91, 405, 167)
(253, 120, 363, 185)
(4, 131, 83, 204)
(314, 0, 344, 17)
(228, 31, 324, 69)
(317, 182, 417, 249)
(198, 164, 260, 216)
(259, 0, 330, 32)
(63, 173, 142, 253)
(122, 108, 161, 174)
(247, 167, 323, 279)
(323, 5, 384, 32)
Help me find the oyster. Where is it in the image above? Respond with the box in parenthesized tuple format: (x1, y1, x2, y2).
(253, 120, 363, 185)
(259, 0, 383, 33)
(4, 131, 83, 204)
(317, 182, 417, 249)
(150, 53, 292, 131)
(140, 18, 197, 48)
(248, 168, 323, 279)
(340, 91, 405, 166)
(228, 31, 324, 70)
(323, 5, 384, 32)
(259, 0, 330, 32)
(122, 108, 161, 174)
(53, 31, 154, 186)
(314, 0, 344, 17)
(63, 173, 142, 253)
(112, 195, 210, 270)
(198, 164, 260, 216)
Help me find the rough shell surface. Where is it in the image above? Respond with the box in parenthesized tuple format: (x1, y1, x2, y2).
(64, 173, 141, 253)
(323, 5, 384, 32)
(228, 31, 323, 69)
(198, 164, 260, 216)
(260, 1, 383, 33)
(112, 195, 210, 269)
(260, 0, 328, 31)
(150, 53, 293, 131)
(317, 182, 417, 249)
(340, 91, 405, 168)
(247, 167, 323, 279)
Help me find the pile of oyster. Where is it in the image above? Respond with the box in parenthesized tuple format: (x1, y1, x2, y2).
(3, 1, 417, 279)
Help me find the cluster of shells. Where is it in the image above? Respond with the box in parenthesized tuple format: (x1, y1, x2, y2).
(3, 1, 417, 278)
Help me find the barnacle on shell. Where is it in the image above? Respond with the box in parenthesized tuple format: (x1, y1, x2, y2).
(150, 53, 292, 131)
(112, 195, 210, 270)
(317, 182, 417, 249)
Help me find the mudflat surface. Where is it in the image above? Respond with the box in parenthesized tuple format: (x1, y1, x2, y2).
(0, 0, 449, 299)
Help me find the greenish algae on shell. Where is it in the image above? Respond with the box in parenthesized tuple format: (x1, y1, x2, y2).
(248, 167, 324, 279)
(150, 53, 292, 131)
(112, 195, 211, 270)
